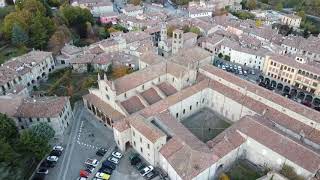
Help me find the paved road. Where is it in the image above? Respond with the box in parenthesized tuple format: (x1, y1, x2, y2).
(45, 105, 115, 180)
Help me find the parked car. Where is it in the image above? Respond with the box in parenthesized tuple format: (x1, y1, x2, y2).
(112, 151, 123, 159)
(36, 168, 49, 175)
(130, 153, 141, 165)
(145, 170, 158, 180)
(140, 166, 154, 176)
(314, 106, 320, 112)
(302, 101, 312, 107)
(239, 70, 243, 75)
(243, 70, 248, 76)
(53, 145, 64, 151)
(102, 160, 116, 170)
(135, 162, 146, 171)
(107, 156, 119, 164)
(251, 69, 255, 75)
(46, 156, 58, 162)
(85, 159, 99, 167)
(50, 150, 62, 157)
(99, 167, 113, 175)
(77, 177, 87, 180)
(86, 165, 95, 173)
(96, 148, 108, 156)
(80, 170, 90, 178)
(95, 172, 110, 180)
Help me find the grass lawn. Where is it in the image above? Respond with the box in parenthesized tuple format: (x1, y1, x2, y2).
(37, 68, 98, 107)
(226, 161, 263, 180)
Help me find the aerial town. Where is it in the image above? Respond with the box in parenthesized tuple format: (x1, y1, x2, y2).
(0, 0, 320, 179)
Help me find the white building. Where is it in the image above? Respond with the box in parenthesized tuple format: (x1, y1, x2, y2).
(0, 50, 55, 95)
(71, 0, 113, 17)
(121, 4, 143, 17)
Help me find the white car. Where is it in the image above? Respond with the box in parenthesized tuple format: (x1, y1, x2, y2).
(36, 168, 49, 175)
(140, 166, 154, 176)
(53, 145, 64, 151)
(112, 151, 123, 159)
(85, 158, 99, 167)
(107, 156, 119, 164)
(47, 156, 58, 162)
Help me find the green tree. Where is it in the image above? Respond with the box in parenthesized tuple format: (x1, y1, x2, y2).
(98, 27, 110, 39)
(19, 130, 50, 160)
(30, 122, 55, 142)
(0, 113, 18, 141)
(189, 26, 201, 35)
(0, 138, 19, 166)
(29, 15, 48, 49)
(11, 23, 29, 46)
(2, 10, 31, 38)
(275, 2, 283, 11)
(16, 0, 46, 16)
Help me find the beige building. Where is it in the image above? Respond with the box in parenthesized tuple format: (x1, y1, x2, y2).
(0, 50, 55, 95)
(280, 14, 302, 28)
(0, 95, 73, 137)
(263, 54, 320, 95)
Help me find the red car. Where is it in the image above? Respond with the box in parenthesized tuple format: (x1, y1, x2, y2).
(80, 170, 89, 178)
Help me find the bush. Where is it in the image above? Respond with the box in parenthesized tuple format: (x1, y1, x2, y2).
(218, 53, 223, 58)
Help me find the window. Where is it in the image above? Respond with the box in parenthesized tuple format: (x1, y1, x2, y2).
(176, 113, 178, 118)
(140, 147, 143, 153)
(106, 94, 110, 100)
(202, 98, 205, 103)
(183, 109, 185, 114)
(147, 144, 150, 149)
(190, 105, 192, 110)
(134, 141, 136, 146)
(133, 131, 135, 136)
(140, 137, 142, 143)
(21, 126, 24, 129)
(142, 85, 144, 90)
(105, 87, 108, 91)
(196, 102, 199, 106)
(37, 118, 40, 122)
(47, 118, 51, 122)
(124, 93, 127, 98)
(29, 118, 33, 123)
(18, 117, 22, 122)
(172, 77, 175, 82)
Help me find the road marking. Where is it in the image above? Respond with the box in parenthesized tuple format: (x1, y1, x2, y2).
(60, 106, 84, 180)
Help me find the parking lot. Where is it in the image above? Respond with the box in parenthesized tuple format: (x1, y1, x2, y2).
(213, 58, 262, 84)
(213, 57, 320, 111)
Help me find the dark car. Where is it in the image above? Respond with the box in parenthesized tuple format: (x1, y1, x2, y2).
(314, 106, 320, 112)
(145, 170, 158, 180)
(32, 174, 45, 180)
(96, 148, 108, 156)
(50, 150, 62, 157)
(44, 160, 56, 168)
(258, 82, 266, 88)
(131, 156, 142, 166)
(302, 101, 312, 107)
(99, 166, 113, 174)
(135, 162, 147, 171)
(102, 160, 116, 170)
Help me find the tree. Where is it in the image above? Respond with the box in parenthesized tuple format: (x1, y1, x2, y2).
(2, 10, 32, 38)
(11, 23, 29, 46)
(275, 2, 283, 11)
(30, 122, 55, 142)
(0, 114, 18, 142)
(130, 0, 141, 6)
(29, 15, 48, 49)
(47, 25, 72, 55)
(16, 0, 46, 16)
(245, 0, 257, 10)
(189, 26, 201, 35)
(0, 138, 19, 166)
(98, 27, 110, 39)
(19, 130, 50, 160)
